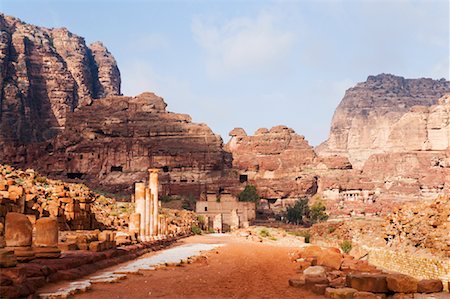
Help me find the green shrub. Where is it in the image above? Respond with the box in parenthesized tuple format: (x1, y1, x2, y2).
(238, 185, 259, 202)
(300, 231, 311, 243)
(328, 226, 336, 233)
(191, 225, 202, 235)
(182, 194, 196, 210)
(310, 199, 328, 224)
(286, 198, 310, 225)
(340, 240, 352, 254)
(259, 228, 271, 238)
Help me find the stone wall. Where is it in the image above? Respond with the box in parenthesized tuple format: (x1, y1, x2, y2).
(363, 246, 450, 291)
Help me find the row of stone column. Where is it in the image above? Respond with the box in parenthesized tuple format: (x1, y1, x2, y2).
(129, 169, 169, 241)
(0, 213, 60, 267)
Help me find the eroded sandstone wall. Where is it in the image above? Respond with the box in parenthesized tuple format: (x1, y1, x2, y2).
(0, 14, 121, 162)
(317, 74, 450, 168)
(32, 92, 232, 195)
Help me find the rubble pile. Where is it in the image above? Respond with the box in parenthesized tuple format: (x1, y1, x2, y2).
(0, 164, 127, 231)
(289, 246, 447, 298)
(310, 195, 450, 258)
(384, 195, 450, 257)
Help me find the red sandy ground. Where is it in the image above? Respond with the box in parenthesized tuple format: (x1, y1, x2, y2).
(74, 234, 324, 299)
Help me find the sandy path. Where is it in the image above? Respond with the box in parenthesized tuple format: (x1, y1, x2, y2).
(74, 235, 323, 299)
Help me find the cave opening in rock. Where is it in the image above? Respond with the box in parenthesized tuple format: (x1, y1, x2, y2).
(162, 166, 169, 172)
(110, 166, 123, 172)
(67, 172, 84, 179)
(239, 174, 248, 183)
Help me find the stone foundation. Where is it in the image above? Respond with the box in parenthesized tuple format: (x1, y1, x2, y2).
(364, 246, 450, 291)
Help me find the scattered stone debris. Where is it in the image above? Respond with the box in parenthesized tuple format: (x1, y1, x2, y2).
(288, 245, 448, 298)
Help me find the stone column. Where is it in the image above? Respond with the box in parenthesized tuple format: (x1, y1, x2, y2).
(213, 214, 222, 233)
(33, 217, 61, 258)
(129, 213, 140, 239)
(145, 187, 151, 239)
(5, 212, 35, 262)
(230, 209, 239, 231)
(134, 182, 146, 241)
(148, 169, 159, 236)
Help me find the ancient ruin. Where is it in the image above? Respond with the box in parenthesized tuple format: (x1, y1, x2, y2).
(0, 9, 449, 299)
(195, 191, 255, 231)
(130, 169, 170, 240)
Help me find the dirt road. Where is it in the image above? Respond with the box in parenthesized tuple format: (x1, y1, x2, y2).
(74, 234, 323, 299)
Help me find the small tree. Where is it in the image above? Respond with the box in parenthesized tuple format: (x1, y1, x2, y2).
(238, 184, 259, 202)
(310, 198, 328, 224)
(286, 198, 310, 225)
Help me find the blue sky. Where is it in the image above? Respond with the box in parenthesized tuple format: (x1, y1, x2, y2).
(1, 0, 449, 145)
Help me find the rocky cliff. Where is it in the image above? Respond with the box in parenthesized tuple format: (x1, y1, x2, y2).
(317, 74, 450, 168)
(0, 14, 121, 156)
(0, 14, 234, 197)
(22, 92, 232, 195)
(225, 126, 351, 201)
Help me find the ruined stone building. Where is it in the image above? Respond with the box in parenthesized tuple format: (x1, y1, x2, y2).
(195, 191, 255, 232)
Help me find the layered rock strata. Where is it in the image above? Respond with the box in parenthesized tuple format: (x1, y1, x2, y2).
(317, 74, 450, 168)
(226, 126, 318, 200)
(0, 14, 121, 162)
(31, 92, 231, 195)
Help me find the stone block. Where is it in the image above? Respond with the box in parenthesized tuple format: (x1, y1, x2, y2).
(386, 274, 418, 293)
(346, 273, 388, 293)
(304, 266, 327, 279)
(301, 246, 323, 258)
(58, 243, 78, 251)
(330, 277, 346, 288)
(5, 213, 32, 247)
(317, 248, 343, 270)
(354, 291, 386, 299)
(33, 247, 61, 258)
(34, 217, 59, 247)
(288, 278, 305, 288)
(0, 249, 17, 268)
(325, 287, 358, 299)
(89, 241, 105, 252)
(417, 279, 443, 293)
(312, 283, 329, 295)
(305, 276, 329, 286)
(298, 260, 312, 271)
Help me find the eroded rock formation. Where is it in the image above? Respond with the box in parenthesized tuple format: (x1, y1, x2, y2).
(226, 126, 318, 200)
(0, 14, 121, 160)
(31, 92, 231, 195)
(317, 74, 450, 168)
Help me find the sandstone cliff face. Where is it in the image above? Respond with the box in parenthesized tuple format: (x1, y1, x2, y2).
(33, 92, 231, 195)
(0, 14, 121, 155)
(317, 74, 450, 168)
(386, 94, 450, 151)
(226, 126, 320, 199)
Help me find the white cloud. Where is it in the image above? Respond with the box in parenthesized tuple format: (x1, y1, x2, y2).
(192, 11, 296, 78)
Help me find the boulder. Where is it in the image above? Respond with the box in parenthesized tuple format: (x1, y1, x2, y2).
(288, 278, 305, 288)
(416, 279, 443, 293)
(304, 266, 327, 279)
(325, 287, 357, 299)
(386, 274, 418, 293)
(5, 213, 32, 247)
(302, 246, 324, 258)
(346, 273, 388, 293)
(354, 291, 386, 299)
(317, 248, 343, 270)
